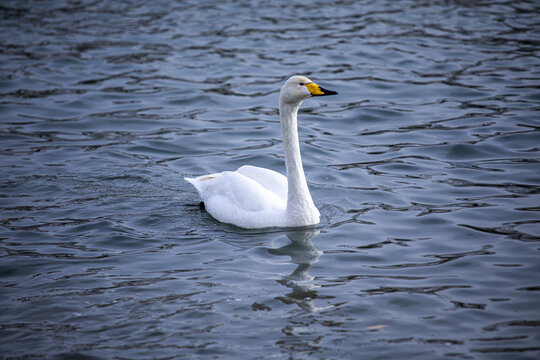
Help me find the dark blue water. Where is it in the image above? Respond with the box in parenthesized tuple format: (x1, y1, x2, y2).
(1, 1, 539, 359)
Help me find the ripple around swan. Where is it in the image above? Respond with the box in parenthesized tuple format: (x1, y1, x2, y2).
(1, 0, 540, 359)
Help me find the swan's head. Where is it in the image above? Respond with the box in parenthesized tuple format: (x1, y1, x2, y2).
(280, 75, 338, 105)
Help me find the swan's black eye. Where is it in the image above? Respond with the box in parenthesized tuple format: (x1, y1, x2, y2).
(299, 82, 305, 86)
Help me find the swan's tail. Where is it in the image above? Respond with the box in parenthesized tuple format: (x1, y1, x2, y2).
(184, 177, 201, 192)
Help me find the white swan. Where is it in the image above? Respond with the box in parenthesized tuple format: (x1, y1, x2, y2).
(185, 75, 337, 229)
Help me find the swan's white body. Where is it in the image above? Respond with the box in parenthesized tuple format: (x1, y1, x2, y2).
(185, 76, 337, 229)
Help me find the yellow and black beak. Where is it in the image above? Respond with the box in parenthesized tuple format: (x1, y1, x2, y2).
(304, 82, 338, 97)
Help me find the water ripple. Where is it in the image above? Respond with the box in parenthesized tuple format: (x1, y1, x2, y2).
(1, 0, 539, 359)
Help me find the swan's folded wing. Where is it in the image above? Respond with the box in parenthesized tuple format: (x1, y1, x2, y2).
(191, 171, 285, 228)
(236, 165, 287, 200)
(202, 171, 283, 210)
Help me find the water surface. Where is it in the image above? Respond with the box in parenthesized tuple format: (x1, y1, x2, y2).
(1, 1, 539, 359)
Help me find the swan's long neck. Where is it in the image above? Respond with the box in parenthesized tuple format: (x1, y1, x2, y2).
(280, 101, 318, 224)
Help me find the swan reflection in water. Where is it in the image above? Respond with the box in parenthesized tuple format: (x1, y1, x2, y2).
(268, 228, 331, 312)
